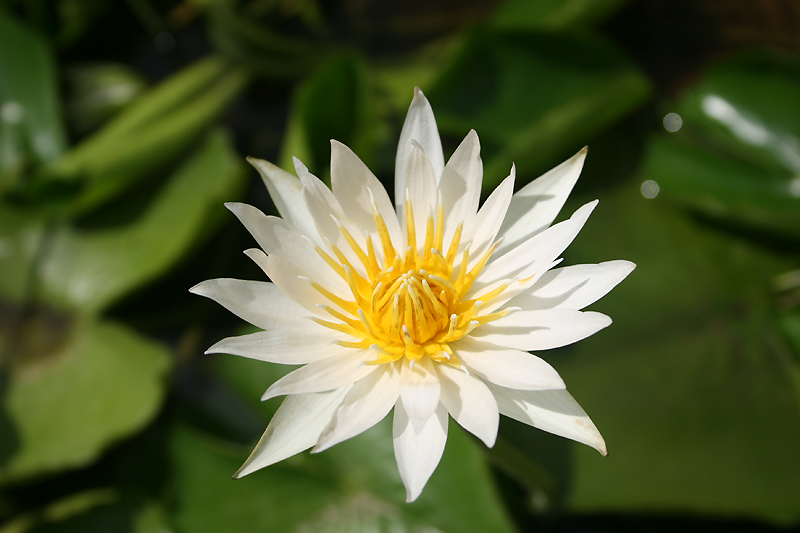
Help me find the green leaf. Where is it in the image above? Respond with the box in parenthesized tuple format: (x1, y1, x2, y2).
(644, 52, 800, 238)
(169, 426, 339, 533)
(207, 4, 321, 78)
(0, 490, 175, 533)
(552, 187, 800, 524)
(492, 0, 629, 30)
(279, 53, 384, 179)
(35, 130, 245, 314)
(780, 310, 800, 363)
(65, 63, 148, 135)
(426, 29, 651, 190)
(0, 9, 67, 185)
(0, 207, 46, 305)
(0, 318, 171, 482)
(34, 58, 247, 214)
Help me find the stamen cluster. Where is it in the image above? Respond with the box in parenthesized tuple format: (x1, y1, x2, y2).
(312, 198, 509, 366)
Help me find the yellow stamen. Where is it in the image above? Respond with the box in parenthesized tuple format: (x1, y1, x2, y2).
(310, 196, 506, 363)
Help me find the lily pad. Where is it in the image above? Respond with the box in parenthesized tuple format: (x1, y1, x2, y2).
(0, 318, 171, 482)
(553, 187, 800, 524)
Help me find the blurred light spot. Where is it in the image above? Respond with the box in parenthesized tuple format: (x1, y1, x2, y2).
(154, 32, 175, 53)
(1, 101, 24, 124)
(790, 177, 800, 198)
(34, 133, 58, 159)
(106, 84, 138, 104)
(663, 112, 682, 132)
(641, 180, 660, 199)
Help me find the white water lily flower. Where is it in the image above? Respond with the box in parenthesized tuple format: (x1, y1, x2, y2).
(191, 88, 634, 502)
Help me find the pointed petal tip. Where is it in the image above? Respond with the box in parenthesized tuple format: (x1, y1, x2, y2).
(232, 463, 250, 479)
(224, 201, 243, 213)
(414, 86, 423, 97)
(246, 156, 277, 173)
(591, 432, 608, 456)
(405, 487, 422, 503)
(579, 146, 589, 156)
(292, 156, 309, 177)
(481, 432, 498, 449)
(188, 280, 209, 295)
(260, 384, 280, 401)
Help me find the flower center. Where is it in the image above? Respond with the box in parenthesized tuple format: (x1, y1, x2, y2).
(310, 198, 510, 365)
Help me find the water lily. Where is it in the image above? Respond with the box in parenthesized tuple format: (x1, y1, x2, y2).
(191, 88, 634, 502)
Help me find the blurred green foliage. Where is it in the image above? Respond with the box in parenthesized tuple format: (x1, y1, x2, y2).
(1, 0, 799, 531)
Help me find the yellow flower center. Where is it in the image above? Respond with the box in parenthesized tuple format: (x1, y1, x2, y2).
(310, 199, 510, 365)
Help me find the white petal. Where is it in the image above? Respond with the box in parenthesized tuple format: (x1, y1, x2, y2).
(189, 278, 304, 329)
(452, 337, 565, 390)
(438, 130, 482, 245)
(495, 147, 587, 256)
(470, 310, 612, 351)
(393, 401, 449, 503)
(472, 259, 562, 315)
(330, 140, 402, 251)
(295, 158, 367, 276)
(234, 387, 350, 478)
(261, 254, 349, 316)
(477, 200, 597, 290)
(206, 323, 344, 365)
(244, 247, 270, 273)
(313, 363, 401, 453)
(403, 142, 438, 251)
(462, 169, 514, 267)
(510, 260, 636, 311)
(399, 357, 441, 431)
(247, 157, 320, 244)
(487, 384, 606, 455)
(437, 364, 499, 447)
(395, 87, 444, 215)
(226, 203, 349, 298)
(262, 347, 378, 400)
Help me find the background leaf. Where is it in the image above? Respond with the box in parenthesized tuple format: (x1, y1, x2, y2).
(32, 59, 247, 214)
(492, 0, 630, 30)
(37, 130, 245, 314)
(0, 9, 66, 187)
(552, 187, 800, 524)
(426, 29, 651, 189)
(279, 53, 383, 179)
(644, 52, 800, 238)
(1, 318, 171, 482)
